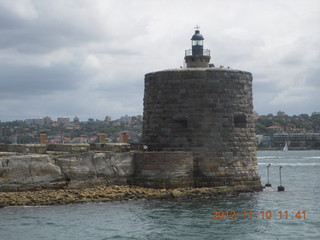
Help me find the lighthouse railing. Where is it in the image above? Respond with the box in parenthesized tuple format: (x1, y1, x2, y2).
(185, 49, 210, 56)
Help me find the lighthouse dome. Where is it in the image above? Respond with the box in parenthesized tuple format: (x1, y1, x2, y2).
(191, 30, 204, 40)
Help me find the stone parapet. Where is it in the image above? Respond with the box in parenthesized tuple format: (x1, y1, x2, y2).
(47, 144, 90, 153)
(0, 143, 131, 154)
(0, 144, 47, 154)
(90, 143, 130, 152)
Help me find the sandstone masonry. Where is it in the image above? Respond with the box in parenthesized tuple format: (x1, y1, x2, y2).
(142, 68, 261, 189)
(130, 151, 194, 188)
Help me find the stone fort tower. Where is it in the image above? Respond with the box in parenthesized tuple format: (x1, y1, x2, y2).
(142, 29, 261, 189)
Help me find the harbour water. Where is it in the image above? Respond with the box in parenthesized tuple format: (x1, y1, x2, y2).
(1, 151, 319, 240)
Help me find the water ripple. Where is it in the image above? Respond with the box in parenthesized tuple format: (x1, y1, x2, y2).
(1, 151, 319, 239)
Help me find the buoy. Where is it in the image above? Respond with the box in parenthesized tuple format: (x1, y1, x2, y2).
(265, 163, 272, 187)
(277, 166, 285, 191)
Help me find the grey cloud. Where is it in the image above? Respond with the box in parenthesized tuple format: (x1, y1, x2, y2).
(0, 63, 87, 98)
(305, 68, 320, 88)
(0, 3, 108, 54)
(0, 7, 25, 29)
(253, 81, 280, 95)
(0, 0, 319, 120)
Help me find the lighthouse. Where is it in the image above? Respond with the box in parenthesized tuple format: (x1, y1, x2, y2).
(184, 27, 211, 68)
(142, 28, 261, 189)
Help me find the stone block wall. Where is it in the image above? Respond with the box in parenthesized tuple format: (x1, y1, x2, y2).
(90, 143, 130, 152)
(0, 143, 131, 154)
(47, 144, 90, 153)
(143, 68, 261, 189)
(0, 144, 47, 154)
(130, 151, 194, 188)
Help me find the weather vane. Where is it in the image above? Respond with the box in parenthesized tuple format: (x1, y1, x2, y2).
(194, 25, 200, 30)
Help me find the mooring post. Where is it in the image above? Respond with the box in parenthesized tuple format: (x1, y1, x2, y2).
(265, 163, 272, 187)
(278, 166, 285, 191)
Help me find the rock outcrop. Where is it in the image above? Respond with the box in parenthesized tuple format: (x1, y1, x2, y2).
(0, 185, 255, 207)
(0, 152, 134, 191)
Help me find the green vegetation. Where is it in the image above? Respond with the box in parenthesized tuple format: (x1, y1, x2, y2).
(255, 113, 320, 135)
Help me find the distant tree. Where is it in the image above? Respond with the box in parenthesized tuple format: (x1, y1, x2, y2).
(299, 114, 310, 121)
(255, 122, 267, 135)
(311, 115, 320, 132)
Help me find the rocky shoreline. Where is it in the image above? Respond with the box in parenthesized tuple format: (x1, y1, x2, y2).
(0, 185, 258, 207)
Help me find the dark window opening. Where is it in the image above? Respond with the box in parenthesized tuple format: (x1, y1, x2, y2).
(234, 114, 247, 128)
(173, 119, 188, 129)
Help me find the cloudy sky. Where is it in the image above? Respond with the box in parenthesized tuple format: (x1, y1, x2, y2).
(0, 0, 319, 121)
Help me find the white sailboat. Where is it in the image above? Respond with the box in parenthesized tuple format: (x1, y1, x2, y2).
(283, 141, 288, 151)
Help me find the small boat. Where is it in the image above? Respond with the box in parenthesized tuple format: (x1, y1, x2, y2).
(283, 141, 288, 151)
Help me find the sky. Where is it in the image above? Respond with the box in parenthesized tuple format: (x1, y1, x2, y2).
(0, 0, 319, 121)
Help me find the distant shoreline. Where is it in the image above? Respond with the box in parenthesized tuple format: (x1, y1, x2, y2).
(257, 148, 320, 151)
